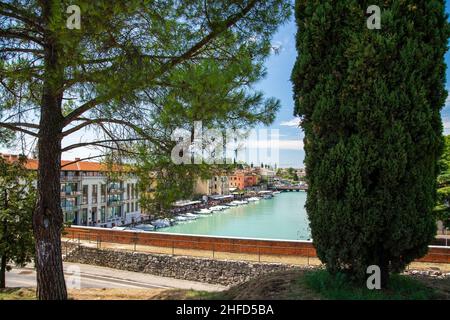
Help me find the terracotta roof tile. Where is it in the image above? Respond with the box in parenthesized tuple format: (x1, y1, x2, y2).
(0, 153, 126, 172)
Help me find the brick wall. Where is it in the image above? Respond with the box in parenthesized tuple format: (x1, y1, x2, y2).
(64, 226, 449, 264)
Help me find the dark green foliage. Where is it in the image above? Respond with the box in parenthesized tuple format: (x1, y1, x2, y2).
(292, 0, 450, 284)
(435, 135, 450, 229)
(1, 1, 291, 298)
(304, 270, 437, 300)
(0, 156, 36, 288)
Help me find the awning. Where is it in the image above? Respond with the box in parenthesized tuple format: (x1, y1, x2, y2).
(172, 200, 202, 207)
(209, 195, 234, 200)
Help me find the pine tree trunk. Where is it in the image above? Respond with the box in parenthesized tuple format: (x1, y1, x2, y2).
(33, 1, 67, 299)
(33, 93, 66, 299)
(0, 254, 6, 289)
(1, 194, 8, 289)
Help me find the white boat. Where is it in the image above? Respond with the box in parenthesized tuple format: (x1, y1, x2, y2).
(133, 224, 155, 231)
(226, 201, 239, 206)
(229, 200, 248, 206)
(209, 206, 224, 211)
(196, 208, 212, 214)
(247, 197, 261, 202)
(175, 215, 188, 221)
(183, 212, 197, 217)
(112, 226, 127, 230)
(273, 191, 281, 194)
(151, 218, 171, 228)
(180, 213, 198, 220)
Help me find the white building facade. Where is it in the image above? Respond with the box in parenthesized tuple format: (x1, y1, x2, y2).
(60, 170, 141, 228)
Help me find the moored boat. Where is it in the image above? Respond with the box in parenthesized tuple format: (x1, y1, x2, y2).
(151, 218, 171, 228)
(196, 208, 213, 214)
(132, 224, 155, 231)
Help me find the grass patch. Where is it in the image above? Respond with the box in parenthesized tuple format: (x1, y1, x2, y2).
(151, 289, 225, 300)
(303, 270, 439, 300)
(0, 288, 36, 300)
(1, 270, 447, 300)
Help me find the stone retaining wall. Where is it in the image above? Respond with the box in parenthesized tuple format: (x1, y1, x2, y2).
(64, 246, 308, 286)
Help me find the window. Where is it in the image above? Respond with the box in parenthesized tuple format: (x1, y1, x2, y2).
(64, 211, 75, 224)
(101, 184, 106, 203)
(92, 184, 98, 204)
(127, 183, 130, 200)
(127, 203, 130, 213)
(100, 206, 106, 223)
(107, 207, 113, 220)
(82, 185, 88, 204)
(81, 208, 88, 225)
(131, 202, 134, 212)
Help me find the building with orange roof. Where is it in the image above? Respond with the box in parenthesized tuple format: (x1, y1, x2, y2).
(228, 169, 260, 190)
(1, 153, 142, 228)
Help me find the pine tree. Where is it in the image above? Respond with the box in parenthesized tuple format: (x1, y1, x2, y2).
(292, 0, 450, 286)
(0, 156, 36, 289)
(0, 0, 291, 299)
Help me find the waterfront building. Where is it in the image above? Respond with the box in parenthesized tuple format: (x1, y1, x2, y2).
(228, 170, 260, 190)
(194, 176, 230, 196)
(297, 167, 306, 179)
(1, 154, 141, 228)
(256, 167, 275, 186)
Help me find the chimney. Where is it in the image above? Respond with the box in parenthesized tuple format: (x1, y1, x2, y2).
(75, 157, 81, 161)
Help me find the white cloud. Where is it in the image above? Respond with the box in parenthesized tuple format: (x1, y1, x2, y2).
(280, 117, 302, 127)
(270, 41, 283, 55)
(443, 120, 450, 135)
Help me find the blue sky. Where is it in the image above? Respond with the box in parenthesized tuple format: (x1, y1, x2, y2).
(259, 1, 450, 168)
(3, 3, 450, 168)
(254, 15, 301, 168)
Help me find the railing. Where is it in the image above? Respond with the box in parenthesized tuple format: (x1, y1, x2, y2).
(60, 176, 82, 182)
(63, 227, 318, 265)
(62, 226, 450, 265)
(60, 191, 82, 197)
(107, 199, 123, 205)
(108, 188, 125, 194)
(61, 205, 81, 212)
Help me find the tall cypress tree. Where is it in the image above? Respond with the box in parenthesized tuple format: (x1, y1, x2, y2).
(292, 1, 450, 286)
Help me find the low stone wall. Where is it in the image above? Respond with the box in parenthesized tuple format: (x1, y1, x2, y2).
(64, 246, 308, 286)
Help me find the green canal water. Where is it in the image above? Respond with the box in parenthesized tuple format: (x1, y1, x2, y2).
(161, 192, 311, 240)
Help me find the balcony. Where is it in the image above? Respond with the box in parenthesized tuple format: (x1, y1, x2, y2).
(108, 187, 125, 194)
(61, 204, 81, 212)
(60, 175, 82, 182)
(107, 199, 123, 206)
(60, 190, 82, 198)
